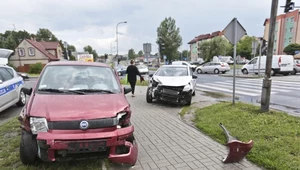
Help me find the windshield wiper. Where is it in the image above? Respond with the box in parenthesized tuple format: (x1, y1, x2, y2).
(38, 88, 85, 94)
(74, 89, 115, 94)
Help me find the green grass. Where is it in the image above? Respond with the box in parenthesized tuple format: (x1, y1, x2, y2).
(229, 64, 243, 69)
(0, 117, 106, 170)
(148, 67, 158, 71)
(28, 74, 40, 77)
(119, 78, 149, 86)
(188, 102, 300, 170)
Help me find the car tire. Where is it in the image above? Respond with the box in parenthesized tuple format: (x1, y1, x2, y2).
(118, 72, 122, 76)
(197, 69, 202, 74)
(20, 130, 38, 165)
(214, 69, 220, 74)
(271, 69, 275, 76)
(242, 69, 248, 75)
(146, 87, 153, 103)
(185, 93, 192, 106)
(292, 69, 297, 75)
(16, 89, 26, 107)
(222, 71, 226, 74)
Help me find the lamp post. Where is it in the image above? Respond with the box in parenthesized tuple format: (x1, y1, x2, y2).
(116, 21, 127, 58)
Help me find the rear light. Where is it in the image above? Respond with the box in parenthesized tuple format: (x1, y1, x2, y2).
(221, 64, 225, 67)
(278, 57, 281, 67)
(296, 64, 300, 67)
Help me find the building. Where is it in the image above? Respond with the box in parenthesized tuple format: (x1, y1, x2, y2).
(9, 38, 62, 72)
(188, 31, 224, 61)
(263, 9, 300, 55)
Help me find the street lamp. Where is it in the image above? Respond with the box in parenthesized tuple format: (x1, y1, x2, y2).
(116, 21, 127, 58)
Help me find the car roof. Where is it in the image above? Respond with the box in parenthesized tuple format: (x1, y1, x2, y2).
(162, 65, 188, 68)
(47, 61, 110, 67)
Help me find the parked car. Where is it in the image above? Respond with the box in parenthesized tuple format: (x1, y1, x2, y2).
(18, 61, 138, 166)
(172, 61, 197, 72)
(115, 64, 127, 76)
(241, 55, 294, 76)
(0, 49, 27, 113)
(137, 64, 149, 74)
(146, 65, 197, 106)
(292, 59, 300, 75)
(195, 62, 230, 74)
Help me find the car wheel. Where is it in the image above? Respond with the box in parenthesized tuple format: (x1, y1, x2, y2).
(197, 69, 202, 74)
(185, 93, 192, 106)
(118, 72, 122, 76)
(292, 69, 297, 75)
(146, 87, 153, 103)
(192, 90, 195, 96)
(271, 69, 275, 76)
(20, 130, 38, 165)
(242, 69, 248, 75)
(222, 71, 226, 74)
(16, 89, 26, 107)
(214, 69, 220, 74)
(283, 72, 289, 76)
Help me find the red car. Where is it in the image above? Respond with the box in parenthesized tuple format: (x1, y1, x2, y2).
(18, 61, 138, 166)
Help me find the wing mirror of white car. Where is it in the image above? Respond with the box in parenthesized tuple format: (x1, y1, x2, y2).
(149, 74, 153, 78)
(0, 80, 3, 84)
(192, 75, 198, 79)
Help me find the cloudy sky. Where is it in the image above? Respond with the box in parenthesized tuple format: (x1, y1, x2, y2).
(0, 0, 290, 55)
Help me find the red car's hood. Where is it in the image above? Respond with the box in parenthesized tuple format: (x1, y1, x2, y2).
(29, 94, 129, 121)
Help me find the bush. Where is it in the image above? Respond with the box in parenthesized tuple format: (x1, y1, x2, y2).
(29, 62, 43, 74)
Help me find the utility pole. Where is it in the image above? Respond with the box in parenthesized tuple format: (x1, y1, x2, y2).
(258, 38, 262, 76)
(261, 0, 279, 112)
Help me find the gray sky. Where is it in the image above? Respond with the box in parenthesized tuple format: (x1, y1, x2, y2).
(0, 0, 289, 55)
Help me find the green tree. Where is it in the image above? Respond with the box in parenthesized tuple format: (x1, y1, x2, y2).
(156, 17, 182, 63)
(128, 49, 136, 60)
(283, 43, 300, 55)
(84, 45, 98, 61)
(137, 50, 143, 57)
(68, 45, 76, 52)
(3, 34, 17, 50)
(198, 36, 230, 61)
(237, 36, 256, 59)
(182, 50, 189, 58)
(36, 28, 58, 42)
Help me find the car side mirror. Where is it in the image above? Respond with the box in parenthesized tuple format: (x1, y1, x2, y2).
(124, 87, 132, 94)
(0, 80, 3, 84)
(149, 74, 153, 77)
(192, 75, 198, 79)
(23, 88, 32, 95)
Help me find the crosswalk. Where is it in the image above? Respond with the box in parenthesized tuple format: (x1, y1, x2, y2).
(196, 78, 300, 97)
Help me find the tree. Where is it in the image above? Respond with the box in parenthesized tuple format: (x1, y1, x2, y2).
(84, 45, 98, 61)
(128, 49, 136, 60)
(137, 50, 143, 57)
(237, 36, 256, 59)
(198, 36, 230, 61)
(182, 50, 189, 58)
(36, 28, 58, 42)
(3, 34, 17, 50)
(156, 17, 182, 63)
(68, 45, 76, 52)
(283, 43, 300, 55)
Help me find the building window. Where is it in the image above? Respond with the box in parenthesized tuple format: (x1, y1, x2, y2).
(289, 37, 292, 43)
(291, 17, 294, 22)
(18, 48, 25, 57)
(28, 47, 35, 56)
(290, 27, 293, 33)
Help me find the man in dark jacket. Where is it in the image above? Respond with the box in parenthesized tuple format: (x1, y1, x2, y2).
(126, 60, 143, 97)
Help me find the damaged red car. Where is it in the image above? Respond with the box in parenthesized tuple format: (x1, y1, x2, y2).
(18, 61, 138, 166)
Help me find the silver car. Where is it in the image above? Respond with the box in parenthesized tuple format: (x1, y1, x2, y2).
(292, 59, 300, 75)
(0, 49, 27, 112)
(196, 62, 230, 74)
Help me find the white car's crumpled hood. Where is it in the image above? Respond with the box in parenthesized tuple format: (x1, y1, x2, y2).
(153, 76, 191, 86)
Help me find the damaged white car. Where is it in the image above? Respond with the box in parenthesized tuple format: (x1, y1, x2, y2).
(146, 65, 197, 105)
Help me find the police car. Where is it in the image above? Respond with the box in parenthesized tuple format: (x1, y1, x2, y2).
(0, 48, 26, 112)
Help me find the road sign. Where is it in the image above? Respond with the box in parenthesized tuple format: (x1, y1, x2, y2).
(223, 18, 247, 45)
(143, 43, 152, 53)
(223, 18, 247, 105)
(252, 41, 258, 55)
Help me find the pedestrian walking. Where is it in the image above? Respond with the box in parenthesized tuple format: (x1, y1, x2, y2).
(126, 60, 144, 97)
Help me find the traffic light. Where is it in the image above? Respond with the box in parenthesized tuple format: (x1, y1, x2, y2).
(261, 39, 268, 55)
(159, 43, 165, 60)
(284, 0, 295, 13)
(68, 50, 72, 58)
(63, 50, 68, 60)
(117, 58, 121, 64)
(104, 54, 108, 60)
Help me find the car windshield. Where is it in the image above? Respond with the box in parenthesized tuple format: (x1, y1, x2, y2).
(37, 65, 121, 94)
(155, 67, 188, 76)
(137, 65, 147, 69)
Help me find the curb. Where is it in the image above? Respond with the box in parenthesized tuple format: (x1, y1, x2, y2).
(219, 74, 263, 79)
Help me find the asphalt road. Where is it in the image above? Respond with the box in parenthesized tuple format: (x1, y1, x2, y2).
(194, 72, 300, 116)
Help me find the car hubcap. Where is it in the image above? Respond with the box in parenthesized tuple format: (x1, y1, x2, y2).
(21, 91, 26, 104)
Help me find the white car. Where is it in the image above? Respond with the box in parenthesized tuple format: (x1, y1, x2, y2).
(137, 65, 149, 74)
(196, 62, 230, 74)
(0, 49, 27, 112)
(146, 65, 197, 105)
(172, 61, 197, 72)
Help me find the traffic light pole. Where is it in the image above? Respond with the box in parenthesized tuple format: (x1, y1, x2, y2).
(261, 0, 278, 112)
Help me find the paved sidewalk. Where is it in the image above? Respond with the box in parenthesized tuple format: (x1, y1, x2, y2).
(109, 86, 262, 170)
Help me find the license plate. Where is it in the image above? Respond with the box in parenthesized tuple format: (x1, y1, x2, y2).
(281, 64, 287, 67)
(163, 89, 178, 94)
(67, 140, 107, 153)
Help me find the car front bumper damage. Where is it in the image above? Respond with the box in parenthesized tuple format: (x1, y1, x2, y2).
(152, 86, 192, 104)
(36, 125, 138, 165)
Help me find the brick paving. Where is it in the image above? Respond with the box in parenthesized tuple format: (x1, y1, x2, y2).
(109, 86, 262, 170)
